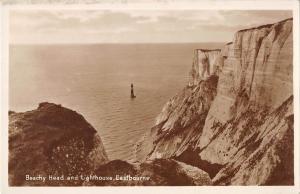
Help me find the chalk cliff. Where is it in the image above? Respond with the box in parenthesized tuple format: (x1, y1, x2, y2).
(137, 18, 294, 185)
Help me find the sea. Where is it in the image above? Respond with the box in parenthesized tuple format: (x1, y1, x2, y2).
(9, 43, 223, 161)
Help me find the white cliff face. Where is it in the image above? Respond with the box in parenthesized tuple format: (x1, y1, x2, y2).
(137, 18, 294, 185)
(198, 18, 293, 155)
(196, 19, 293, 185)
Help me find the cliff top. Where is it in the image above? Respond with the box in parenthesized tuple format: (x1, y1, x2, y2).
(237, 17, 292, 33)
(10, 102, 97, 135)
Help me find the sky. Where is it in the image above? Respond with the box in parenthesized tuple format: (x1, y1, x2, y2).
(9, 10, 292, 44)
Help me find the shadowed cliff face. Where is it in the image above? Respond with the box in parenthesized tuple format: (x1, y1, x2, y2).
(9, 102, 108, 186)
(137, 18, 294, 185)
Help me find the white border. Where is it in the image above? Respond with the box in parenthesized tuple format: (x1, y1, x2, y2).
(4, 1, 300, 10)
(293, 3, 300, 192)
(1, 1, 299, 194)
(2, 0, 300, 10)
(0, 2, 3, 193)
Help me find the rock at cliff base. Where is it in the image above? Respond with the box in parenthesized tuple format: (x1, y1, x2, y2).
(86, 159, 212, 186)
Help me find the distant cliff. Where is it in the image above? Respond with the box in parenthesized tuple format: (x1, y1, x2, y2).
(189, 49, 221, 84)
(136, 18, 294, 185)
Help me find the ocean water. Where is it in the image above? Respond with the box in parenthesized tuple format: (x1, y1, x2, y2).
(9, 43, 223, 161)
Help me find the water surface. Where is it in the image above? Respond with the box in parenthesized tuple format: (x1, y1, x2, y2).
(9, 43, 223, 161)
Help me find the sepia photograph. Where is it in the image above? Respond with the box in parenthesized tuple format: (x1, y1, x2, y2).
(1, 1, 299, 192)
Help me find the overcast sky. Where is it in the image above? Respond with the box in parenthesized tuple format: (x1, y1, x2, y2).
(9, 10, 292, 44)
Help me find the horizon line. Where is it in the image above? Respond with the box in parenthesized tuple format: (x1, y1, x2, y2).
(9, 41, 227, 45)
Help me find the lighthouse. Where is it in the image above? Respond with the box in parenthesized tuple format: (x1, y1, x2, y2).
(131, 83, 136, 98)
